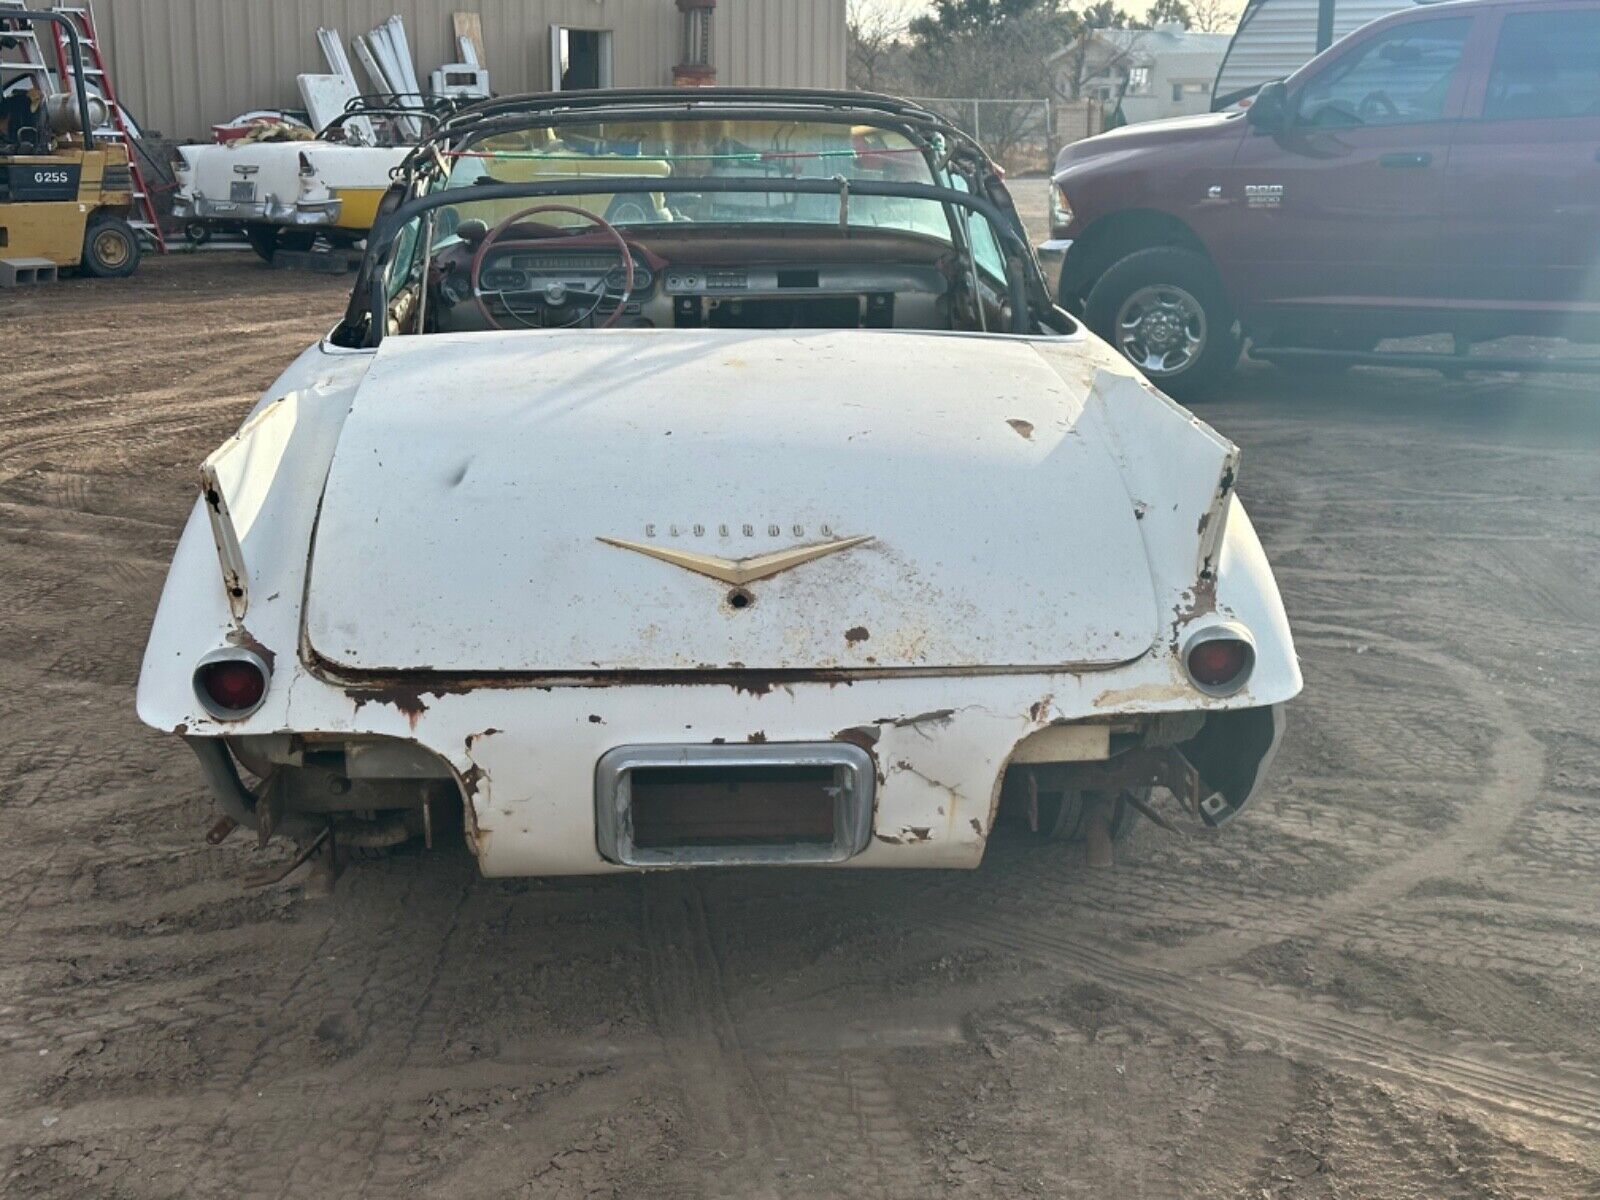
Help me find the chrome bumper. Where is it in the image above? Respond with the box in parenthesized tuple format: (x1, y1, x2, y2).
(173, 193, 342, 227)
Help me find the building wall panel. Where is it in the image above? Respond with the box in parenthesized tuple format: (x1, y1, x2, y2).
(83, 0, 845, 139)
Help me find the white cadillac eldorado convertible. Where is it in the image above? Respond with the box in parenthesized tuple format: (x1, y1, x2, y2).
(138, 89, 1301, 880)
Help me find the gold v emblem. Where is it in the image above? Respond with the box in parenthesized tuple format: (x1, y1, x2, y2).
(597, 535, 874, 586)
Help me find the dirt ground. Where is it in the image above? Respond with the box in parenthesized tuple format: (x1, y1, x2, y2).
(2, 253, 1599, 1199)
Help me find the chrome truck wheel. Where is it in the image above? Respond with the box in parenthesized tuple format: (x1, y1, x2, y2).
(1085, 247, 1240, 401)
(1116, 283, 1207, 376)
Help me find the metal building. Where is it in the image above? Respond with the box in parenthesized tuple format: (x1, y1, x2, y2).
(84, 0, 848, 139)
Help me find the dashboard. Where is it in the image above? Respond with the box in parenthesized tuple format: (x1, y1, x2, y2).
(432, 240, 959, 333)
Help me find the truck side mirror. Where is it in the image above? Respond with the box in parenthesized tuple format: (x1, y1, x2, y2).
(1247, 81, 1290, 132)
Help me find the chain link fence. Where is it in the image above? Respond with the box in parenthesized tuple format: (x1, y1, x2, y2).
(907, 97, 1056, 174)
(906, 97, 1111, 174)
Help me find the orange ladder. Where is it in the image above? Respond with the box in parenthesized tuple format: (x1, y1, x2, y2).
(48, 2, 165, 250)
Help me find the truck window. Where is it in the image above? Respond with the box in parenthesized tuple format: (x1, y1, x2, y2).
(1296, 18, 1471, 128)
(1483, 11, 1600, 121)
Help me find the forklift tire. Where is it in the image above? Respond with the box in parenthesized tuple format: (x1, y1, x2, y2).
(81, 215, 142, 279)
(183, 221, 212, 247)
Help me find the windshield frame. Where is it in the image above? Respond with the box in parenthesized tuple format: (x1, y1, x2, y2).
(338, 91, 1062, 347)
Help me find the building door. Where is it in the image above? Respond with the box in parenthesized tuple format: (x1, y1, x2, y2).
(550, 27, 614, 91)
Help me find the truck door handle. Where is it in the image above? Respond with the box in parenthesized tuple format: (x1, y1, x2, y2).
(1380, 152, 1432, 168)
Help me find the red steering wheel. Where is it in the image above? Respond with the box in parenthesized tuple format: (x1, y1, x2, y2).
(470, 203, 636, 331)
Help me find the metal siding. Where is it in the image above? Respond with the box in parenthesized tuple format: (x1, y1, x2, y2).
(88, 0, 845, 138)
(1214, 0, 1417, 99)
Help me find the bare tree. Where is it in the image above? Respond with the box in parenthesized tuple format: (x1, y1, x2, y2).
(848, 0, 917, 92)
(1050, 15, 1145, 105)
(1187, 0, 1236, 33)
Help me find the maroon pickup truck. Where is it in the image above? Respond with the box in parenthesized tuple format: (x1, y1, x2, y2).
(1049, 0, 1600, 397)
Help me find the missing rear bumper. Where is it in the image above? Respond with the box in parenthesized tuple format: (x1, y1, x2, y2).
(595, 742, 875, 868)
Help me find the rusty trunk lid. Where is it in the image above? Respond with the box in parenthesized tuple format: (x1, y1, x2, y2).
(303, 329, 1160, 675)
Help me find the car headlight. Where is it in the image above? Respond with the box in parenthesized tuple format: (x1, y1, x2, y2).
(1050, 181, 1074, 232)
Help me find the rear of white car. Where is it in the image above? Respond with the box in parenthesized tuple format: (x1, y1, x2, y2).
(138, 327, 1297, 875)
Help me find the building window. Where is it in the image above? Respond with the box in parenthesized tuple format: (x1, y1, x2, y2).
(1127, 66, 1150, 94)
(1172, 82, 1184, 102)
(551, 26, 613, 91)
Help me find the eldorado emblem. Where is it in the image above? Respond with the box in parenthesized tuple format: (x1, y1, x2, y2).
(597, 535, 874, 585)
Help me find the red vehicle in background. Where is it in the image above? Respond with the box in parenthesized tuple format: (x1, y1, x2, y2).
(1048, 0, 1600, 397)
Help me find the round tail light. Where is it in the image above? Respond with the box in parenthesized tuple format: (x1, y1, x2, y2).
(1183, 626, 1255, 696)
(193, 649, 270, 719)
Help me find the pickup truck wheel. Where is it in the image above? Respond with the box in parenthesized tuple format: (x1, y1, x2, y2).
(1086, 248, 1239, 401)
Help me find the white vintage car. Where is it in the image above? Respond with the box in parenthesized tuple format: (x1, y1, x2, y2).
(170, 100, 437, 260)
(138, 90, 1300, 879)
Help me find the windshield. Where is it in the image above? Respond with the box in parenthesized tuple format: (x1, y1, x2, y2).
(353, 106, 1051, 346)
(433, 118, 957, 243)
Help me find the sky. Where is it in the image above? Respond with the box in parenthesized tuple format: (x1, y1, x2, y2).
(850, 0, 1249, 30)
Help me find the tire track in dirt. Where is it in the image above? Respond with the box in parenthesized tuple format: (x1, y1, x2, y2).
(943, 910, 1600, 1153)
(638, 874, 939, 1197)
(1146, 620, 1545, 976)
(0, 340, 294, 484)
(637, 872, 784, 1198)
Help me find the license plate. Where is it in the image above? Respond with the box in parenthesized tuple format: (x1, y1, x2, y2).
(230, 180, 256, 203)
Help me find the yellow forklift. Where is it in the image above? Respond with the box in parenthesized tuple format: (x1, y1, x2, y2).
(0, 9, 140, 280)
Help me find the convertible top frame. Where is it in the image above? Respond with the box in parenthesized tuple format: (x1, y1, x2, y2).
(338, 88, 1063, 347)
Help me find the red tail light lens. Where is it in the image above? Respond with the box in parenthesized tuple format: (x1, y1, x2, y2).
(1183, 627, 1255, 695)
(193, 651, 269, 719)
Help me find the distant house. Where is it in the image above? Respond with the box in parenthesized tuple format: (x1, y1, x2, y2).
(1049, 24, 1231, 126)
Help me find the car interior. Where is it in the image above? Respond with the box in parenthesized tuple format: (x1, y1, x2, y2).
(374, 116, 1033, 338)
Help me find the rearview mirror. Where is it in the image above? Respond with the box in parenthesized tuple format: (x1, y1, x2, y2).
(1247, 81, 1290, 131)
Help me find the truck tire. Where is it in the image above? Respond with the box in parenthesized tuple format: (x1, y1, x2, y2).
(1085, 248, 1240, 401)
(80, 214, 142, 278)
(245, 225, 316, 263)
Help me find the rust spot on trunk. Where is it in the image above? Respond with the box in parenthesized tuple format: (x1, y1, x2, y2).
(1007, 418, 1034, 440)
(350, 684, 429, 727)
(833, 725, 880, 751)
(970, 817, 983, 835)
(1172, 576, 1219, 633)
(319, 660, 859, 702)
(845, 625, 870, 645)
(588, 714, 604, 724)
(229, 626, 276, 671)
(747, 730, 768, 743)
(884, 708, 954, 729)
